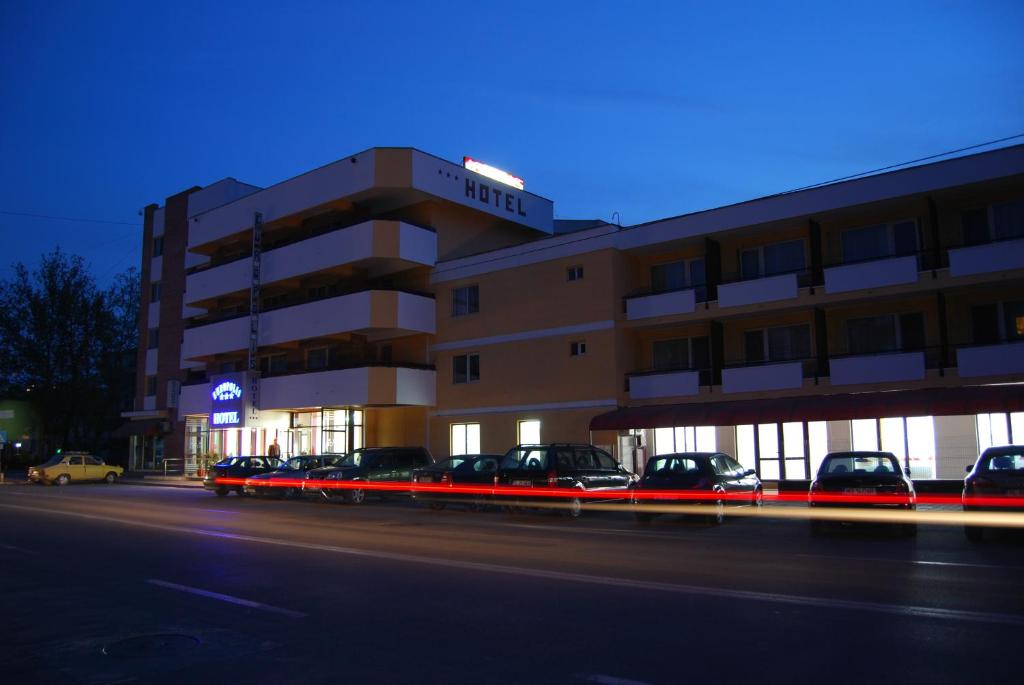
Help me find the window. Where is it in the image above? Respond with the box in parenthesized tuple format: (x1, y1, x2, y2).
(147, 328, 159, 350)
(567, 265, 584, 281)
(259, 353, 288, 375)
(651, 258, 706, 301)
(971, 301, 1024, 344)
(453, 353, 480, 383)
(570, 341, 586, 356)
(653, 426, 716, 455)
(145, 376, 157, 396)
(846, 313, 925, 354)
(652, 336, 710, 371)
(152, 236, 164, 257)
(739, 240, 805, 280)
(451, 423, 481, 456)
(218, 361, 237, 373)
(841, 220, 918, 264)
(962, 198, 1024, 246)
(452, 285, 479, 316)
(306, 347, 329, 371)
(150, 282, 162, 302)
(977, 413, 1024, 451)
(744, 324, 811, 363)
(850, 416, 937, 478)
(518, 419, 541, 445)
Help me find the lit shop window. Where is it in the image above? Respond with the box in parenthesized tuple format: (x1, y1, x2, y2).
(852, 417, 936, 478)
(451, 423, 481, 456)
(653, 426, 716, 455)
(736, 422, 828, 479)
(518, 420, 541, 445)
(977, 413, 1024, 450)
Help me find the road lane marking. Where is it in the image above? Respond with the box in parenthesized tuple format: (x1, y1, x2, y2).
(576, 674, 653, 685)
(0, 542, 37, 554)
(201, 508, 240, 514)
(794, 553, 1024, 572)
(3, 502, 1023, 628)
(146, 579, 306, 618)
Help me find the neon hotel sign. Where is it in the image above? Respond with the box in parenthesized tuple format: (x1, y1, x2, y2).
(463, 156, 528, 218)
(210, 381, 243, 426)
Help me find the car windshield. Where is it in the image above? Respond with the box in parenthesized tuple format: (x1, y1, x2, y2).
(435, 457, 467, 471)
(501, 447, 548, 470)
(333, 451, 365, 467)
(980, 451, 1024, 472)
(821, 454, 901, 475)
(646, 456, 704, 476)
(39, 455, 64, 467)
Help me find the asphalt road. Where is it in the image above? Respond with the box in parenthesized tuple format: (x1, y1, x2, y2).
(1, 483, 1022, 685)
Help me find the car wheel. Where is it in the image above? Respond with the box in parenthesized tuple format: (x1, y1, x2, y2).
(235, 487, 248, 497)
(55, 474, 70, 486)
(346, 488, 366, 505)
(635, 512, 654, 524)
(215, 486, 229, 497)
(282, 487, 298, 499)
(566, 497, 583, 519)
(964, 526, 984, 542)
(104, 472, 118, 484)
(428, 501, 447, 511)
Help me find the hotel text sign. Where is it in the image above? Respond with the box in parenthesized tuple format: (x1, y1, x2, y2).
(208, 374, 247, 428)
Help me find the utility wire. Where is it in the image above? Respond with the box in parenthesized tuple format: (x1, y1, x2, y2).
(0, 210, 140, 227)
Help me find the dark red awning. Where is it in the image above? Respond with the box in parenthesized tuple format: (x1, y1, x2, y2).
(589, 384, 1024, 431)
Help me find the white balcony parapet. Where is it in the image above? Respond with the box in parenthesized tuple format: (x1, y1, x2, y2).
(150, 256, 162, 282)
(184, 220, 436, 306)
(177, 367, 436, 419)
(147, 301, 160, 327)
(824, 255, 919, 294)
(830, 351, 926, 386)
(948, 238, 1024, 278)
(629, 370, 699, 399)
(144, 348, 158, 375)
(718, 273, 799, 308)
(722, 361, 804, 394)
(957, 341, 1024, 378)
(181, 290, 435, 360)
(626, 289, 696, 320)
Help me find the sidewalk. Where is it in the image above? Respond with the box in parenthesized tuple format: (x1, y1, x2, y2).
(120, 474, 204, 489)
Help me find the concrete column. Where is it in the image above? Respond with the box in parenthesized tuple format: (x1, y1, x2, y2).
(827, 420, 851, 453)
(934, 415, 978, 479)
(716, 425, 737, 457)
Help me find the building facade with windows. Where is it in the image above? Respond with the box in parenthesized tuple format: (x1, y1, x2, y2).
(122, 145, 1024, 480)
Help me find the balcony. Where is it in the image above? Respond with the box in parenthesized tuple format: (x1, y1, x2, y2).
(957, 341, 1024, 378)
(829, 350, 926, 386)
(628, 369, 702, 399)
(718, 272, 800, 309)
(948, 238, 1024, 278)
(722, 360, 805, 394)
(625, 288, 696, 321)
(824, 255, 919, 294)
(184, 220, 436, 306)
(177, 364, 436, 418)
(181, 289, 435, 360)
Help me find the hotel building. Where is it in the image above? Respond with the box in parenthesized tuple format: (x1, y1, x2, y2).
(120, 145, 1024, 481)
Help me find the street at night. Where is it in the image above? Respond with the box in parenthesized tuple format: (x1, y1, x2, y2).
(2, 483, 1022, 684)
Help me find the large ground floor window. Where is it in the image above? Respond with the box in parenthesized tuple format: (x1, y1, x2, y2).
(518, 420, 541, 445)
(736, 422, 828, 480)
(977, 412, 1024, 451)
(653, 426, 716, 455)
(851, 416, 936, 478)
(451, 423, 481, 456)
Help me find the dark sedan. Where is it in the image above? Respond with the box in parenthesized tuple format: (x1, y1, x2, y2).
(306, 447, 434, 504)
(411, 454, 502, 510)
(243, 454, 344, 498)
(963, 445, 1024, 541)
(203, 456, 284, 496)
(632, 452, 762, 524)
(808, 451, 916, 536)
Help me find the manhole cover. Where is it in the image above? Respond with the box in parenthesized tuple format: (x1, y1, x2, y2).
(103, 634, 201, 658)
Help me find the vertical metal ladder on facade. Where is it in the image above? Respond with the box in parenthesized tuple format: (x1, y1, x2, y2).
(247, 212, 263, 424)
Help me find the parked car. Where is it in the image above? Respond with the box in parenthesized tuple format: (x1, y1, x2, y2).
(808, 451, 916, 536)
(203, 456, 284, 496)
(306, 447, 433, 504)
(27, 452, 123, 486)
(494, 444, 637, 518)
(962, 445, 1024, 541)
(631, 452, 762, 524)
(412, 454, 503, 510)
(243, 454, 345, 498)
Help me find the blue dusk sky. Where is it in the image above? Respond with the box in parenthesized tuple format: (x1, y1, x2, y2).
(1, 0, 1022, 284)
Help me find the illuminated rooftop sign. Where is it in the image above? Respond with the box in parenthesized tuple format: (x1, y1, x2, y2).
(211, 381, 243, 401)
(463, 157, 524, 191)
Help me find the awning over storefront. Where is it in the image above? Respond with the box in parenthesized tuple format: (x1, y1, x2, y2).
(111, 419, 170, 438)
(590, 384, 1024, 431)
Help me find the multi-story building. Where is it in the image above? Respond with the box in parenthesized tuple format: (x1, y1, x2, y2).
(120, 144, 1024, 481)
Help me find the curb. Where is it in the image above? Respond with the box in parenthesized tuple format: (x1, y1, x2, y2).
(119, 479, 204, 490)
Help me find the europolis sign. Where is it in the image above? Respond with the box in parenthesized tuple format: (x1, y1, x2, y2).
(208, 374, 249, 428)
